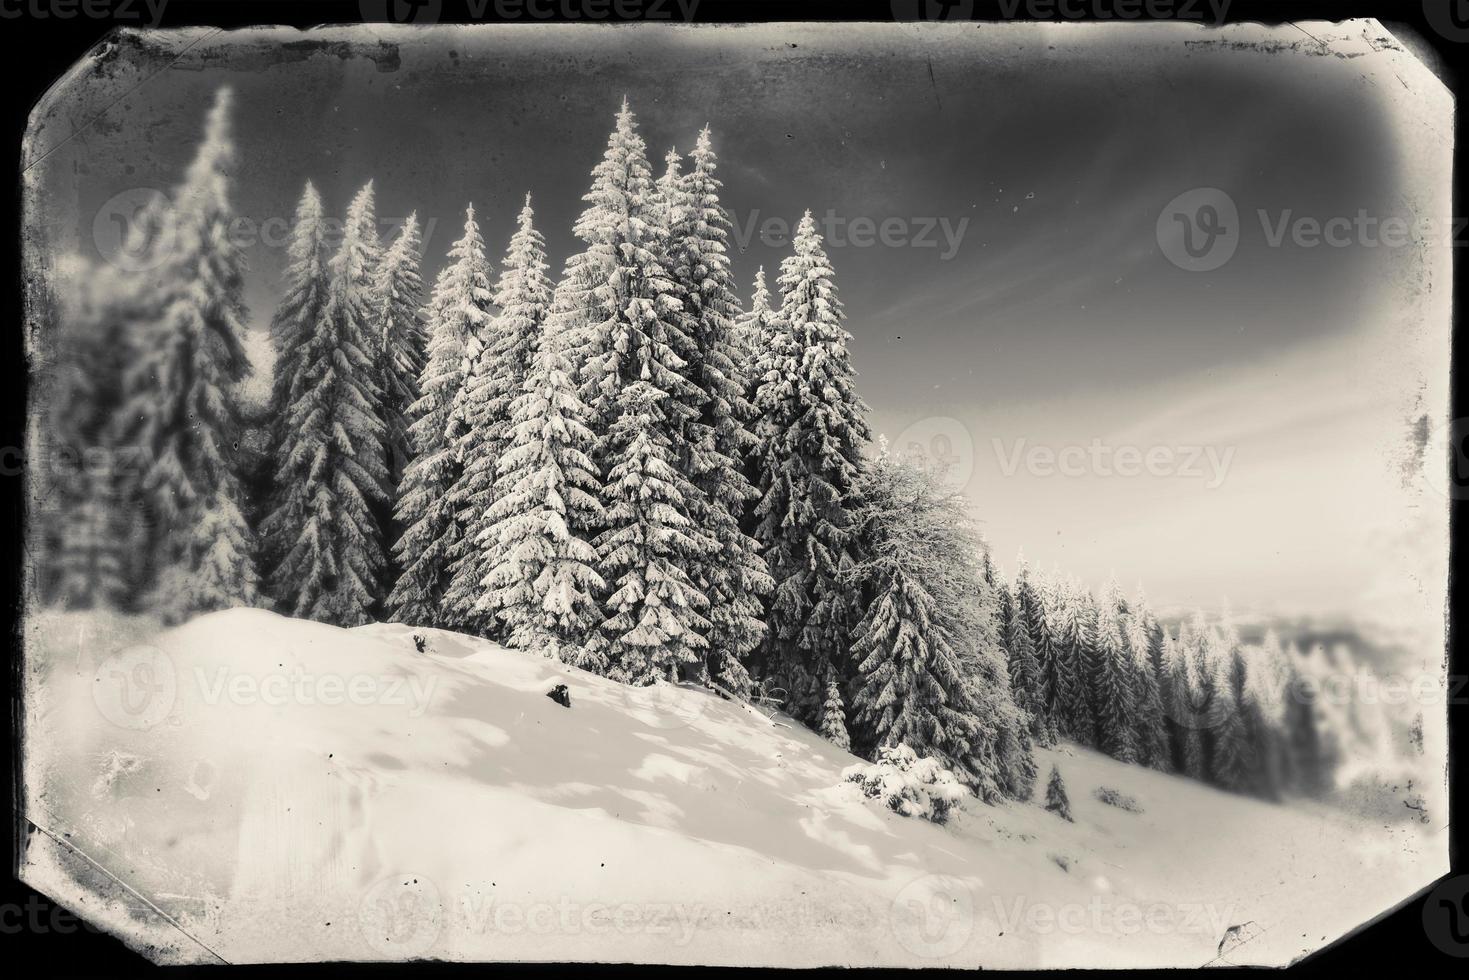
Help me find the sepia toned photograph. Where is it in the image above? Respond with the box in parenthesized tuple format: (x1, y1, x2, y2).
(11, 7, 1457, 969)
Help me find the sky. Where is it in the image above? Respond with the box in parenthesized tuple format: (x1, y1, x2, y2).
(28, 20, 1451, 619)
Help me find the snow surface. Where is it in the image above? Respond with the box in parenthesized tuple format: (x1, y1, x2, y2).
(22, 608, 1444, 966)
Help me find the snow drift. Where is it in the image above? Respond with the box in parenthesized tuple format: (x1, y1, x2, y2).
(22, 608, 1444, 966)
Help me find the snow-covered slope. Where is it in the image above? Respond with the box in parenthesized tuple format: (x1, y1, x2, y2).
(22, 609, 1443, 966)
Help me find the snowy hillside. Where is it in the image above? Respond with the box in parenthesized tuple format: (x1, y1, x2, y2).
(23, 609, 1442, 967)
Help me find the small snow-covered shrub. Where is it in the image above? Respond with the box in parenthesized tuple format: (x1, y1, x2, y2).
(842, 743, 967, 824)
(1093, 786, 1143, 813)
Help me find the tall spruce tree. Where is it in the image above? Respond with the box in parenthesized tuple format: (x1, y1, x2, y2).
(733, 266, 777, 383)
(1028, 570, 1064, 735)
(43, 259, 139, 609)
(661, 127, 772, 695)
(1090, 603, 1138, 763)
(112, 86, 259, 623)
(1203, 623, 1251, 791)
(1287, 643, 1340, 795)
(1052, 578, 1098, 746)
(263, 182, 330, 580)
(752, 210, 872, 721)
(1238, 632, 1291, 798)
(443, 195, 556, 635)
(848, 450, 1034, 802)
(554, 99, 711, 683)
(265, 181, 389, 626)
(369, 213, 427, 490)
(1167, 622, 1209, 780)
(1004, 558, 1052, 745)
(385, 205, 495, 627)
(1124, 604, 1171, 771)
(472, 237, 607, 665)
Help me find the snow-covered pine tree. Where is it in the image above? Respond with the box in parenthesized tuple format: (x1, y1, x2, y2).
(660, 127, 772, 694)
(41, 259, 141, 609)
(654, 145, 684, 235)
(470, 249, 607, 665)
(979, 546, 1006, 652)
(266, 185, 327, 368)
(752, 210, 872, 721)
(265, 181, 389, 626)
(848, 450, 1034, 802)
(51, 491, 128, 609)
(1089, 601, 1138, 763)
(965, 556, 1038, 803)
(1004, 559, 1052, 745)
(111, 86, 259, 623)
(1051, 577, 1098, 746)
(385, 205, 495, 627)
(595, 377, 713, 683)
(1202, 623, 1251, 791)
(1238, 631, 1291, 798)
(554, 99, 711, 683)
(369, 212, 427, 490)
(733, 266, 777, 385)
(1123, 604, 1171, 771)
(263, 182, 330, 581)
(1165, 621, 1209, 780)
(819, 674, 852, 751)
(1286, 642, 1338, 795)
(1043, 765, 1073, 821)
(442, 195, 555, 635)
(1027, 569, 1064, 735)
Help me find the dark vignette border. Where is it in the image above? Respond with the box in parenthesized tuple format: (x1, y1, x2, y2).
(0, 1, 1460, 976)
